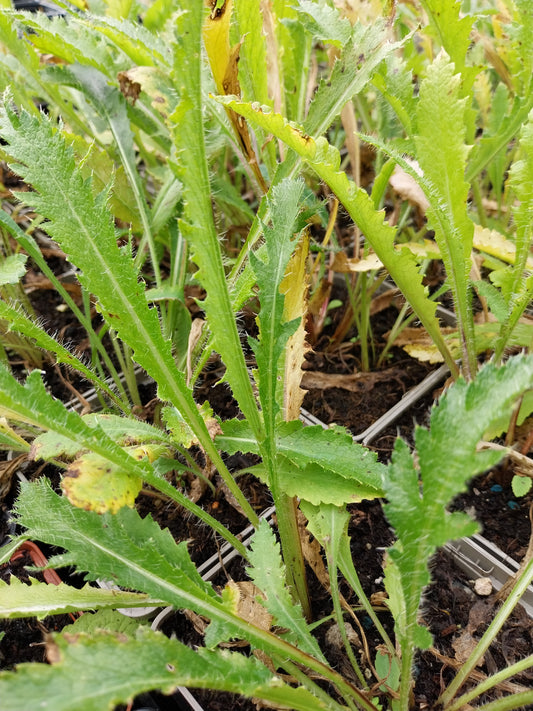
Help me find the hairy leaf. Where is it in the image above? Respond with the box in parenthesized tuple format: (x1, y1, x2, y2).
(170, 5, 262, 441)
(304, 20, 400, 136)
(218, 419, 384, 500)
(249, 178, 304, 439)
(0, 578, 160, 620)
(0, 253, 26, 284)
(248, 519, 325, 661)
(10, 12, 117, 75)
(14, 479, 222, 613)
(414, 51, 476, 375)
(295, 0, 352, 47)
(495, 108, 533, 358)
(0, 301, 121, 406)
(0, 627, 326, 711)
(85, 15, 169, 67)
(0, 366, 150, 480)
(0, 99, 235, 503)
(218, 97, 457, 374)
(383, 355, 533, 660)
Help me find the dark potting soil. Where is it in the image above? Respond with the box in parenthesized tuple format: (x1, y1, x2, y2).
(2, 281, 533, 708)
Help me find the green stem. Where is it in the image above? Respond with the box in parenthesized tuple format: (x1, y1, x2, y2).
(469, 691, 533, 711)
(471, 178, 488, 228)
(397, 643, 415, 711)
(445, 654, 533, 711)
(337, 541, 395, 657)
(439, 554, 533, 707)
(327, 549, 368, 688)
(272, 488, 311, 620)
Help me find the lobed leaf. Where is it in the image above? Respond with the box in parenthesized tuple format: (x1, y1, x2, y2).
(414, 50, 475, 374)
(9, 11, 118, 75)
(383, 355, 533, 658)
(494, 108, 533, 358)
(219, 96, 457, 374)
(217, 418, 385, 501)
(0, 578, 161, 620)
(0, 300, 121, 406)
(419, 0, 475, 81)
(169, 5, 262, 440)
(0, 627, 326, 711)
(248, 519, 325, 661)
(14, 479, 222, 613)
(249, 178, 304, 441)
(295, 0, 352, 47)
(0, 366, 150, 477)
(0, 97, 228, 480)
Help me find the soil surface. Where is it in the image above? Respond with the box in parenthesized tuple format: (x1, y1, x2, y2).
(1, 252, 533, 710)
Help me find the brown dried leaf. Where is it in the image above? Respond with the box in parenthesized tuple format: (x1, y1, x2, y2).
(390, 164, 429, 213)
(301, 370, 394, 392)
(452, 630, 484, 666)
(229, 580, 272, 631)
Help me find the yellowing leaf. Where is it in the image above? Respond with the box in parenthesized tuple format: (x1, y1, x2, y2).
(331, 240, 440, 273)
(203, 0, 267, 191)
(473, 224, 533, 268)
(203, 0, 234, 96)
(280, 230, 310, 419)
(61, 452, 142, 514)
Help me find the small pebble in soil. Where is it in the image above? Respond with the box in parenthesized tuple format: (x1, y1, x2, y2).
(474, 577, 493, 596)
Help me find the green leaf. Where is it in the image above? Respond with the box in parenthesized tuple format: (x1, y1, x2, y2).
(85, 14, 169, 67)
(249, 178, 304, 441)
(10, 11, 117, 75)
(66, 64, 157, 272)
(304, 20, 401, 136)
(218, 96, 458, 375)
(279, 457, 382, 506)
(0, 578, 161, 620)
(467, 90, 533, 182)
(383, 355, 533, 667)
(0, 366, 150, 479)
(234, 0, 270, 105)
(248, 520, 326, 662)
(0, 300, 122, 406)
(69, 133, 141, 229)
(414, 50, 476, 375)
(82, 413, 172, 446)
(0, 627, 326, 711)
(218, 419, 385, 499)
(494, 108, 533, 359)
(512, 475, 532, 498)
(14, 479, 223, 614)
(295, 0, 352, 47)
(0, 253, 26, 284)
(0, 98, 243, 519)
(60, 608, 144, 636)
(419, 0, 475, 82)
(168, 5, 263, 442)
